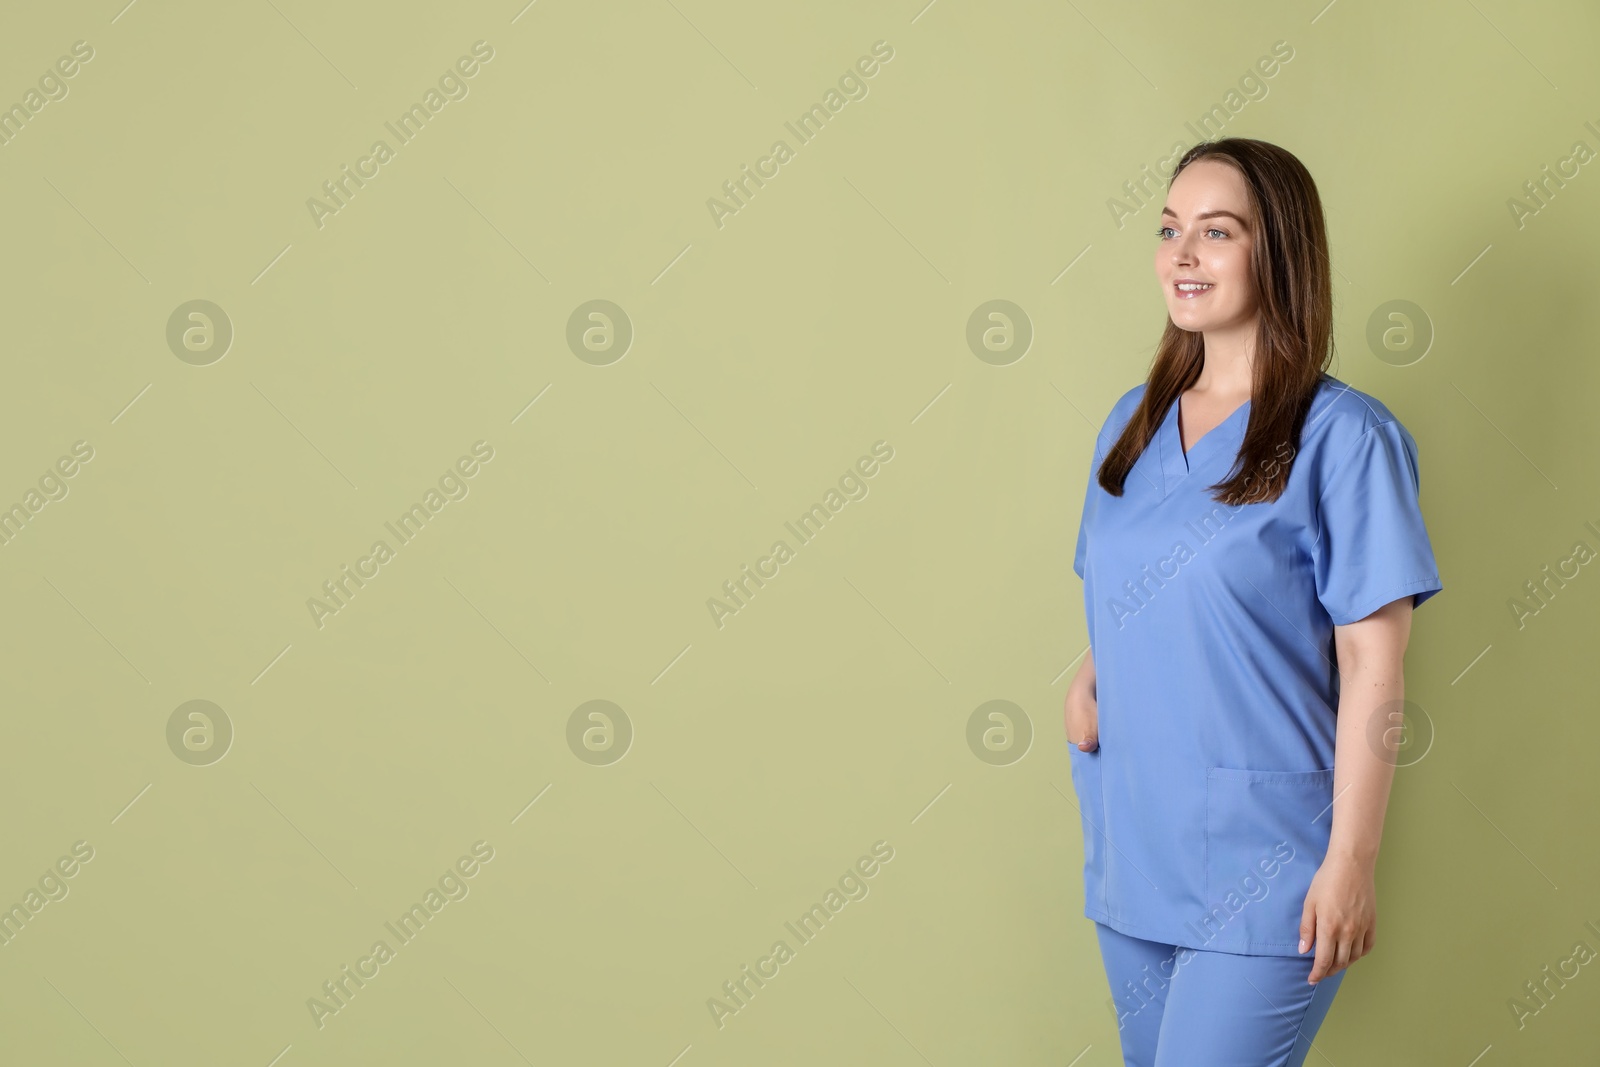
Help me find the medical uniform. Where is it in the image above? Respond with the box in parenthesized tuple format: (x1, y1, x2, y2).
(1068, 372, 1442, 1063)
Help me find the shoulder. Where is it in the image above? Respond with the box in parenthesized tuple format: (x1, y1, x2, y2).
(1299, 374, 1423, 490)
(1304, 373, 1410, 434)
(1112, 382, 1148, 419)
(1090, 382, 1148, 455)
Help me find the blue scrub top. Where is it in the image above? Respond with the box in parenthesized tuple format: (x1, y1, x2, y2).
(1069, 372, 1443, 957)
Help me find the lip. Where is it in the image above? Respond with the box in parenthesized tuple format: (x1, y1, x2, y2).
(1172, 280, 1215, 299)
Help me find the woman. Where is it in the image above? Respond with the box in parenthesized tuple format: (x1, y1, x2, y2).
(1065, 138, 1443, 1066)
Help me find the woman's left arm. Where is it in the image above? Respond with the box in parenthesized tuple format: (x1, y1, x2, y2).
(1298, 595, 1414, 984)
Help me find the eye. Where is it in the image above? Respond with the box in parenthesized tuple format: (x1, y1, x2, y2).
(1155, 226, 1230, 239)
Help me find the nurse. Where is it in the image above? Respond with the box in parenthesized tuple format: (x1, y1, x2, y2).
(1065, 137, 1443, 1066)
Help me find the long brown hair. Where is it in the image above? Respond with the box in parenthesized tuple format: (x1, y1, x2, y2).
(1097, 138, 1333, 505)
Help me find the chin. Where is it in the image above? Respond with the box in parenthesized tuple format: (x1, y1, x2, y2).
(1168, 307, 1213, 327)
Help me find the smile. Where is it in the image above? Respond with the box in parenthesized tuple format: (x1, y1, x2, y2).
(1174, 283, 1214, 298)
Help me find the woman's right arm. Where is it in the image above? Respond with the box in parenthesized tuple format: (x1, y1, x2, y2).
(1064, 647, 1099, 751)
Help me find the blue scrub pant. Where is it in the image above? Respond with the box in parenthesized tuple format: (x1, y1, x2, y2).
(1093, 921, 1346, 1067)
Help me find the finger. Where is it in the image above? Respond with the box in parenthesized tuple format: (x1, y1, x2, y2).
(1309, 921, 1333, 983)
(1333, 934, 1353, 974)
(1361, 925, 1375, 958)
(1298, 904, 1316, 957)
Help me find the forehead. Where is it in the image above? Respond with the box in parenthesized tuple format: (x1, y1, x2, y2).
(1163, 160, 1250, 219)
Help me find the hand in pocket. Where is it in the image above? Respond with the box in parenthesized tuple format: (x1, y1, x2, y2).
(1064, 649, 1099, 751)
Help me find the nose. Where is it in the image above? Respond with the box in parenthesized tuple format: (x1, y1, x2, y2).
(1169, 239, 1199, 271)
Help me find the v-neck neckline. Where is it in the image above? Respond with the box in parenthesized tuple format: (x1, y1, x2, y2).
(1157, 392, 1251, 496)
(1177, 392, 1251, 461)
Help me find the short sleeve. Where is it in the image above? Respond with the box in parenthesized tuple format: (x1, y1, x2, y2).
(1073, 437, 1101, 580)
(1074, 437, 1101, 653)
(1311, 421, 1443, 625)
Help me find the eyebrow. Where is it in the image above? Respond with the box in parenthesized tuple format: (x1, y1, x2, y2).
(1160, 208, 1248, 225)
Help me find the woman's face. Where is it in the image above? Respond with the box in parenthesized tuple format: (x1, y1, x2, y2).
(1154, 159, 1259, 334)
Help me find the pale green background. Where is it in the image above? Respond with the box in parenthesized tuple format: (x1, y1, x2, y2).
(1, 0, 1596, 1064)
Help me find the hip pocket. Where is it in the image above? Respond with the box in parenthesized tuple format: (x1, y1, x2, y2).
(1202, 766, 1334, 951)
(1067, 745, 1106, 912)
